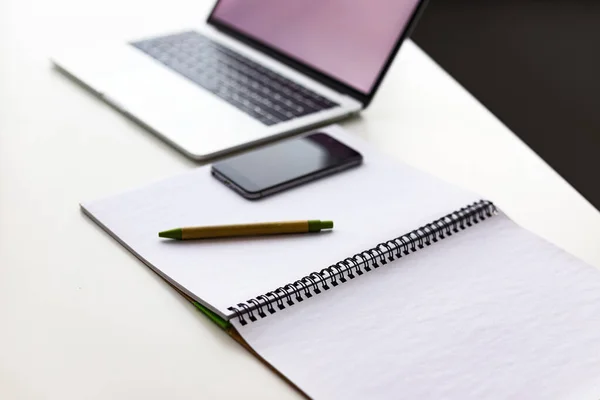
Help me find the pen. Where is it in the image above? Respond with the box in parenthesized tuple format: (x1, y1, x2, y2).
(159, 220, 334, 240)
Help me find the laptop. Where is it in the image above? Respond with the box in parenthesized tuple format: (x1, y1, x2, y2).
(53, 0, 427, 161)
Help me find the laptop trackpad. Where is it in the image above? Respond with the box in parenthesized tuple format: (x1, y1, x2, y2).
(60, 43, 267, 158)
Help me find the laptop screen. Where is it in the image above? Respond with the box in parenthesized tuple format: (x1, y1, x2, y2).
(210, 0, 422, 94)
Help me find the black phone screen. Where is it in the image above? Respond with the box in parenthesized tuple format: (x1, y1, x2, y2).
(212, 133, 362, 197)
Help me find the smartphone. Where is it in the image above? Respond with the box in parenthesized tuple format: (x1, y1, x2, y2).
(211, 132, 363, 199)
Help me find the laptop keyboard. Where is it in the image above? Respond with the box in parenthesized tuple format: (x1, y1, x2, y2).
(131, 31, 339, 126)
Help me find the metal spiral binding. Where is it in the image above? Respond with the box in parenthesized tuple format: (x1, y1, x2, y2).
(228, 200, 497, 326)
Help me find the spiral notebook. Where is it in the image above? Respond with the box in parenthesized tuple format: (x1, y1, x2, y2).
(83, 125, 600, 399)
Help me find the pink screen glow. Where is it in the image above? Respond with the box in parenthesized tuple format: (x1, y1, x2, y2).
(211, 0, 421, 93)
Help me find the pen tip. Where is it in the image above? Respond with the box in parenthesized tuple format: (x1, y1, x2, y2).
(321, 220, 334, 230)
(159, 228, 183, 240)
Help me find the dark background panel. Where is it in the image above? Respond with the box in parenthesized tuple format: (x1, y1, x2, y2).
(411, 0, 600, 209)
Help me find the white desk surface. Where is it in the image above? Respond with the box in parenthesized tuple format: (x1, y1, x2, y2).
(2, 0, 599, 399)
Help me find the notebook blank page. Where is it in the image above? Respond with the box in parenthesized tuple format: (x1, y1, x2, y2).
(81, 126, 478, 317)
(233, 214, 600, 400)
